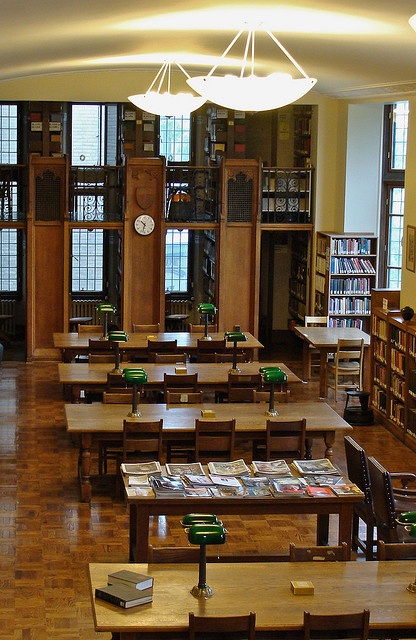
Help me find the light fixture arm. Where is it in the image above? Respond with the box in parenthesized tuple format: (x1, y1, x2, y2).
(266, 29, 310, 80)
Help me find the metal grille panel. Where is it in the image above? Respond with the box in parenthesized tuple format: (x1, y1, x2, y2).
(227, 172, 253, 222)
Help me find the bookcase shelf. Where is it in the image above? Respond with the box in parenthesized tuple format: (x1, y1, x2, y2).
(370, 289, 416, 452)
(314, 232, 378, 333)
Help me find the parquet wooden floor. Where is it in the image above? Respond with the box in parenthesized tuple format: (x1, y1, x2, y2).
(2, 337, 416, 639)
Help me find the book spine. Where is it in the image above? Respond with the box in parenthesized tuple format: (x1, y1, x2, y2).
(95, 588, 128, 608)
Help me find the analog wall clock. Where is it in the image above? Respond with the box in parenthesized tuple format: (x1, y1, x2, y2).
(134, 214, 155, 236)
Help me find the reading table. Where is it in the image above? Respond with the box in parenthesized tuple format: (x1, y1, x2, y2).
(88, 561, 416, 638)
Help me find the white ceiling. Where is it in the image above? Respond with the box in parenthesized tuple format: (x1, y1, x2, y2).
(2, 0, 416, 103)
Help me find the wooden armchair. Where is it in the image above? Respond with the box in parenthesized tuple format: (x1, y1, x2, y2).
(377, 540, 416, 560)
(327, 338, 364, 401)
(224, 372, 262, 402)
(304, 315, 329, 379)
(188, 612, 256, 640)
(132, 323, 160, 333)
(122, 419, 163, 463)
(344, 435, 376, 560)
(289, 542, 349, 562)
(303, 610, 370, 640)
(194, 418, 236, 464)
(195, 338, 226, 362)
(147, 339, 177, 362)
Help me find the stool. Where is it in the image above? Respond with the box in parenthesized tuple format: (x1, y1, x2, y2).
(343, 389, 374, 425)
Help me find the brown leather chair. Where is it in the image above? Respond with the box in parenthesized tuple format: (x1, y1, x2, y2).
(289, 542, 349, 562)
(189, 612, 256, 640)
(344, 435, 376, 560)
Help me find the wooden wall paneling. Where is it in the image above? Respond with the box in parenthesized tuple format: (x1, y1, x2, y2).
(27, 155, 68, 361)
(123, 157, 165, 333)
(218, 159, 261, 337)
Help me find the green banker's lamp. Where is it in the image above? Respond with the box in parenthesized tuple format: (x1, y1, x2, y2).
(108, 331, 128, 374)
(123, 368, 147, 418)
(187, 520, 226, 599)
(198, 302, 217, 340)
(396, 511, 416, 592)
(259, 366, 288, 416)
(224, 330, 247, 373)
(96, 303, 116, 340)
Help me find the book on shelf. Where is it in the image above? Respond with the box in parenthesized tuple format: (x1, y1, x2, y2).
(207, 459, 250, 476)
(108, 569, 154, 591)
(330, 483, 362, 496)
(251, 459, 292, 477)
(291, 458, 339, 475)
(302, 474, 343, 486)
(305, 485, 333, 497)
(150, 475, 185, 497)
(270, 477, 306, 496)
(95, 583, 153, 609)
(121, 461, 162, 476)
(165, 462, 205, 477)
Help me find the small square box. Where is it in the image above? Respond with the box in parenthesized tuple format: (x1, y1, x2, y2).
(290, 580, 314, 595)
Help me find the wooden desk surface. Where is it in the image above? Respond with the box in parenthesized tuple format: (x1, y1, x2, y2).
(58, 361, 301, 386)
(89, 561, 416, 637)
(53, 331, 263, 350)
(65, 401, 351, 436)
(294, 326, 370, 348)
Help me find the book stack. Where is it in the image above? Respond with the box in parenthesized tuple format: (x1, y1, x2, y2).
(95, 570, 154, 609)
(150, 475, 185, 497)
(121, 460, 162, 498)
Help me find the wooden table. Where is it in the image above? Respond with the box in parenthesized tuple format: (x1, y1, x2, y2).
(53, 331, 263, 363)
(65, 402, 352, 502)
(88, 561, 416, 638)
(58, 361, 301, 402)
(294, 326, 370, 398)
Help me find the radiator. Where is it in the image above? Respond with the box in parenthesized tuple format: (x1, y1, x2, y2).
(168, 300, 190, 315)
(0, 299, 16, 335)
(71, 300, 104, 325)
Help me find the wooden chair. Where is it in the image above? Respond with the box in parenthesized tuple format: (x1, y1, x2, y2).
(102, 390, 133, 404)
(106, 372, 127, 390)
(188, 612, 256, 640)
(304, 315, 329, 379)
(289, 542, 349, 562)
(303, 610, 370, 640)
(163, 373, 198, 395)
(154, 352, 187, 363)
(252, 389, 290, 404)
(224, 372, 262, 402)
(148, 544, 200, 563)
(166, 390, 203, 406)
(147, 339, 177, 362)
(132, 323, 160, 333)
(344, 436, 376, 560)
(122, 419, 163, 463)
(267, 418, 307, 461)
(327, 338, 364, 401)
(165, 390, 203, 462)
(377, 540, 416, 560)
(214, 352, 246, 364)
(195, 338, 226, 362)
(194, 418, 236, 464)
(368, 455, 416, 543)
(78, 324, 102, 333)
(188, 323, 218, 333)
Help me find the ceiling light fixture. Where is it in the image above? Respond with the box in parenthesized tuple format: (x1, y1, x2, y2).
(409, 14, 416, 32)
(128, 61, 206, 117)
(187, 26, 317, 112)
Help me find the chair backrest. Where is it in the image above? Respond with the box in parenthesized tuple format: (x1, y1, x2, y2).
(88, 338, 114, 353)
(188, 612, 256, 640)
(367, 456, 399, 542)
(88, 354, 115, 363)
(253, 389, 290, 404)
(303, 610, 370, 640)
(335, 339, 364, 369)
(377, 540, 416, 560)
(103, 390, 133, 404)
(123, 419, 163, 462)
(304, 316, 329, 327)
(227, 372, 262, 402)
(154, 352, 187, 363)
(289, 542, 349, 562)
(344, 436, 372, 504)
(107, 372, 127, 389)
(196, 338, 227, 362)
(78, 324, 102, 333)
(214, 352, 245, 363)
(194, 418, 236, 463)
(266, 418, 306, 461)
(132, 323, 160, 333)
(148, 545, 200, 563)
(147, 339, 177, 362)
(189, 323, 218, 333)
(166, 390, 203, 405)
(164, 373, 198, 393)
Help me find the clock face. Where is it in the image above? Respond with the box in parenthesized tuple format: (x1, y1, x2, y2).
(134, 214, 155, 236)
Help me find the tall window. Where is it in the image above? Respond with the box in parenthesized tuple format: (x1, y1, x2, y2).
(0, 229, 19, 294)
(380, 101, 408, 289)
(71, 229, 104, 294)
(71, 103, 118, 166)
(0, 104, 18, 164)
(165, 229, 189, 293)
(159, 116, 191, 162)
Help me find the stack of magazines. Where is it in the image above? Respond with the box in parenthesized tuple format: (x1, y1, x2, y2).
(207, 459, 251, 476)
(150, 475, 185, 497)
(251, 459, 291, 477)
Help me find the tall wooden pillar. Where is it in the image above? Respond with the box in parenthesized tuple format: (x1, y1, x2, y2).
(218, 158, 261, 335)
(26, 155, 68, 360)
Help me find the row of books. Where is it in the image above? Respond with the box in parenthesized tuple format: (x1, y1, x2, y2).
(330, 237, 372, 255)
(330, 256, 376, 275)
(95, 570, 154, 609)
(329, 277, 372, 295)
(121, 458, 361, 499)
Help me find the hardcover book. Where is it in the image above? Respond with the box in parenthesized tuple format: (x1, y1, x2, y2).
(107, 570, 154, 591)
(95, 583, 153, 609)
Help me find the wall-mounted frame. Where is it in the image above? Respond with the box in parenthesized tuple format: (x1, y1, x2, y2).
(407, 225, 416, 272)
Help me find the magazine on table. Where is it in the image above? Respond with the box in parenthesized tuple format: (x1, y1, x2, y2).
(125, 486, 155, 498)
(150, 475, 185, 497)
(331, 483, 363, 496)
(207, 459, 251, 476)
(209, 474, 242, 487)
(121, 461, 162, 476)
(305, 485, 333, 497)
(302, 474, 344, 486)
(165, 462, 205, 477)
(184, 486, 213, 497)
(182, 474, 215, 487)
(241, 477, 272, 498)
(251, 459, 292, 477)
(291, 458, 339, 476)
(270, 476, 307, 496)
(210, 485, 246, 498)
(127, 475, 151, 487)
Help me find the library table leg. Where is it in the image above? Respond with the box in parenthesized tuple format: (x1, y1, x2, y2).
(322, 431, 335, 461)
(129, 504, 150, 562)
(78, 434, 92, 503)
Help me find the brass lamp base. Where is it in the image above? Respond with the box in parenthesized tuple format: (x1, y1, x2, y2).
(190, 584, 214, 599)
(112, 367, 123, 374)
(127, 410, 142, 418)
(229, 367, 241, 374)
(407, 579, 416, 593)
(199, 335, 212, 340)
(265, 409, 279, 416)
